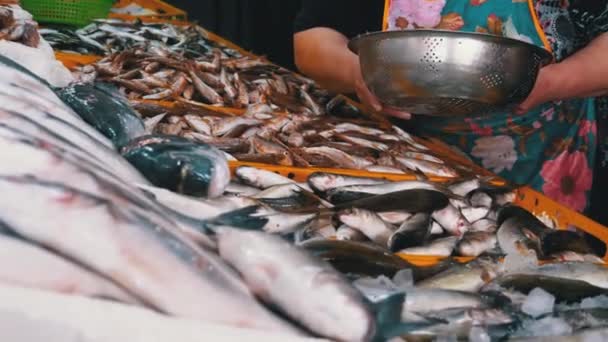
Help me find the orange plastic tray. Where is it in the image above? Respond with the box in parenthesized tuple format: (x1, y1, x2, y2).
(110, 0, 187, 21)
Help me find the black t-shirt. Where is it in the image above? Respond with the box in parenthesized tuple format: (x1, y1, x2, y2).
(293, 0, 384, 38)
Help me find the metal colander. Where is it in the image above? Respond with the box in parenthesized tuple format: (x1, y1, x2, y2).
(349, 30, 553, 117)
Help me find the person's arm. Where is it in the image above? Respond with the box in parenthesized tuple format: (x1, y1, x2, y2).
(294, 27, 358, 94)
(518, 33, 608, 113)
(294, 28, 411, 119)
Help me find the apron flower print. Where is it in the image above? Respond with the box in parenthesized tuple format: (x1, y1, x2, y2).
(382, 0, 604, 214)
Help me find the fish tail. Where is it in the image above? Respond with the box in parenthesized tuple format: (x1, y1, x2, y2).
(202, 205, 269, 232)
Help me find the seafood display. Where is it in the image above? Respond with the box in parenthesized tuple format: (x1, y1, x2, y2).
(40, 19, 241, 57)
(3, 3, 608, 341)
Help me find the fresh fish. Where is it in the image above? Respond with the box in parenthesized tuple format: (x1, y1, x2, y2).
(336, 225, 369, 242)
(541, 230, 597, 258)
(224, 182, 260, 196)
(338, 208, 396, 247)
(144, 113, 166, 134)
(461, 206, 490, 223)
(254, 206, 317, 234)
(503, 261, 608, 290)
(331, 189, 451, 213)
(326, 180, 457, 201)
(0, 224, 139, 305)
(0, 175, 298, 333)
(335, 133, 389, 151)
(217, 228, 375, 341)
(302, 146, 374, 169)
(468, 190, 494, 208)
(471, 219, 498, 233)
(394, 156, 459, 178)
(252, 183, 328, 212)
(183, 114, 212, 135)
(430, 221, 444, 235)
(365, 165, 404, 174)
(397, 236, 459, 257)
(417, 257, 501, 292)
(307, 172, 387, 194)
(251, 136, 293, 166)
(188, 68, 224, 105)
(121, 135, 230, 198)
(301, 239, 453, 280)
(457, 231, 498, 257)
(388, 213, 431, 252)
(401, 151, 445, 164)
(211, 117, 261, 137)
(0, 108, 148, 184)
(378, 211, 413, 225)
(401, 288, 505, 318)
(548, 251, 604, 264)
(432, 203, 471, 236)
(408, 308, 514, 339)
(235, 166, 296, 189)
(496, 205, 550, 256)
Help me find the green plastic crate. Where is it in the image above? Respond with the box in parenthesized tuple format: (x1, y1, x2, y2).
(21, 0, 115, 27)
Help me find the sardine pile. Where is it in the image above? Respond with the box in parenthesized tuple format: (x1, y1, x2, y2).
(40, 19, 241, 57)
(0, 5, 40, 48)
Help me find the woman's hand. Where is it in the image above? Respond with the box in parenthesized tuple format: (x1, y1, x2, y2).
(351, 59, 412, 120)
(515, 63, 561, 114)
(517, 33, 608, 114)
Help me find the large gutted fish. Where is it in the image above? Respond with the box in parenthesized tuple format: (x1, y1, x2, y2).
(217, 227, 375, 341)
(0, 223, 138, 305)
(0, 175, 299, 334)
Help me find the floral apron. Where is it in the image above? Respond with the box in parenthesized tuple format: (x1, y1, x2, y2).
(383, 0, 597, 213)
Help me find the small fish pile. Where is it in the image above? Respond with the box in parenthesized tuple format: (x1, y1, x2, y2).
(141, 104, 462, 175)
(146, 165, 608, 340)
(0, 5, 40, 48)
(80, 46, 332, 110)
(40, 19, 241, 57)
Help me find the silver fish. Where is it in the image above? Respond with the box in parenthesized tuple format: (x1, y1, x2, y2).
(398, 236, 459, 257)
(235, 166, 296, 189)
(417, 258, 501, 292)
(307, 172, 387, 194)
(471, 219, 498, 233)
(365, 165, 404, 174)
(461, 206, 490, 223)
(338, 208, 396, 247)
(0, 176, 297, 333)
(378, 211, 413, 225)
(388, 213, 431, 252)
(394, 156, 458, 178)
(302, 146, 374, 169)
(143, 113, 166, 134)
(505, 262, 608, 289)
(456, 231, 498, 257)
(336, 225, 369, 242)
(184, 114, 212, 135)
(432, 204, 471, 236)
(217, 227, 375, 341)
(0, 225, 138, 305)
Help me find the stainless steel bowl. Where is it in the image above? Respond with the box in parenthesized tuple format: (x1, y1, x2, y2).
(349, 30, 553, 117)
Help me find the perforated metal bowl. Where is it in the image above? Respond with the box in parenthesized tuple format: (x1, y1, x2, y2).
(349, 30, 553, 117)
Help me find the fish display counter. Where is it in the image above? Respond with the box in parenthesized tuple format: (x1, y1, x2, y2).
(1, 1, 608, 341)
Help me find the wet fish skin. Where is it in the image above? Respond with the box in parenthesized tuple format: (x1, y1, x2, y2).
(496, 205, 550, 257)
(217, 227, 375, 341)
(432, 203, 471, 237)
(0, 224, 139, 305)
(307, 172, 387, 195)
(388, 213, 431, 252)
(456, 231, 498, 257)
(416, 257, 501, 292)
(336, 225, 369, 242)
(398, 236, 459, 257)
(338, 208, 396, 247)
(235, 166, 296, 189)
(0, 175, 298, 333)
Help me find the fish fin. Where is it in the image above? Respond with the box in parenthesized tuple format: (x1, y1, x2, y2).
(412, 167, 429, 181)
(369, 291, 405, 338)
(202, 205, 268, 231)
